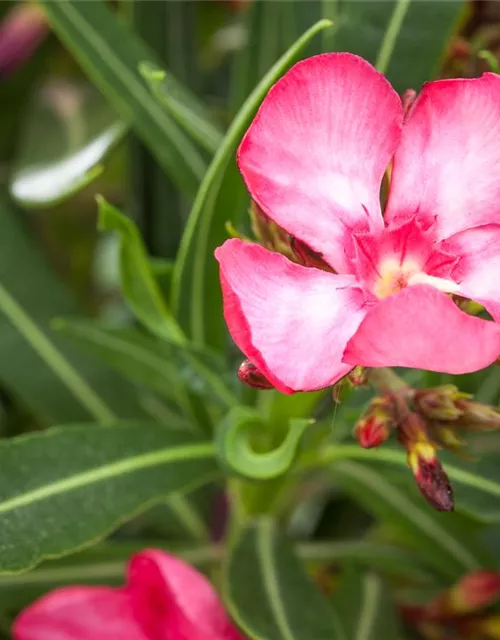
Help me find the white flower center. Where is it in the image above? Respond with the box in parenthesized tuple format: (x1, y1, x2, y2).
(372, 257, 459, 300)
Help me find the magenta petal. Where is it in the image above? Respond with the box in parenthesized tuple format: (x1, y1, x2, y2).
(215, 239, 368, 392)
(386, 73, 500, 240)
(444, 225, 500, 320)
(238, 53, 403, 272)
(127, 550, 243, 640)
(13, 587, 148, 640)
(343, 284, 500, 374)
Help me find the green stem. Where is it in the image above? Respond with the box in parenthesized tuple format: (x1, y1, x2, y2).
(298, 443, 407, 474)
(369, 367, 409, 394)
(375, 0, 411, 74)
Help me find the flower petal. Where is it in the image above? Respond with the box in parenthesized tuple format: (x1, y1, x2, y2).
(238, 53, 403, 272)
(215, 239, 368, 392)
(127, 549, 243, 640)
(444, 225, 500, 320)
(13, 587, 147, 640)
(386, 73, 500, 239)
(343, 284, 500, 373)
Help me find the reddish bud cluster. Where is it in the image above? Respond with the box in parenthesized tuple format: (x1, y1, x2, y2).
(399, 413, 454, 512)
(402, 570, 500, 640)
(249, 202, 294, 259)
(237, 360, 274, 390)
(289, 237, 333, 272)
(354, 398, 393, 449)
(414, 384, 500, 432)
(347, 366, 369, 388)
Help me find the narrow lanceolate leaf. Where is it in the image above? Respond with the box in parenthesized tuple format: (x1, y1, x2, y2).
(0, 423, 217, 572)
(333, 0, 465, 90)
(54, 319, 234, 411)
(0, 541, 220, 611)
(331, 566, 401, 640)
(10, 82, 126, 208)
(324, 444, 500, 525)
(139, 62, 223, 155)
(97, 199, 237, 415)
(438, 452, 500, 523)
(40, 0, 207, 196)
(172, 19, 333, 351)
(229, 1, 291, 114)
(97, 197, 184, 344)
(224, 519, 346, 640)
(0, 195, 147, 424)
(331, 460, 489, 580)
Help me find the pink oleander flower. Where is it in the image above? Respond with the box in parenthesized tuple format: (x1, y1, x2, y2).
(13, 549, 244, 640)
(215, 53, 500, 393)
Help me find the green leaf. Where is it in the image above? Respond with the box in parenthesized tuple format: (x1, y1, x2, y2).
(139, 62, 223, 155)
(0, 422, 217, 572)
(54, 318, 234, 412)
(40, 0, 208, 196)
(331, 566, 401, 640)
(144, 486, 214, 541)
(297, 540, 431, 582)
(10, 81, 126, 208)
(224, 519, 346, 640)
(0, 541, 220, 610)
(97, 198, 238, 412)
(321, 444, 500, 525)
(265, 390, 326, 424)
(330, 459, 490, 579)
(97, 197, 184, 343)
(438, 453, 500, 523)
(0, 538, 428, 612)
(229, 1, 292, 114)
(172, 19, 333, 351)
(334, 0, 465, 90)
(217, 407, 312, 480)
(0, 195, 147, 424)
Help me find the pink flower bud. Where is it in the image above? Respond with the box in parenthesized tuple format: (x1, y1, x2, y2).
(455, 400, 500, 431)
(450, 571, 500, 613)
(355, 414, 390, 448)
(237, 359, 274, 390)
(347, 366, 369, 387)
(354, 399, 393, 449)
(0, 3, 49, 78)
(414, 384, 468, 421)
(407, 441, 454, 512)
(248, 202, 295, 259)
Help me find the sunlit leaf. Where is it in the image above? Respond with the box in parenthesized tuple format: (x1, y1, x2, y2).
(10, 81, 126, 208)
(40, 0, 209, 196)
